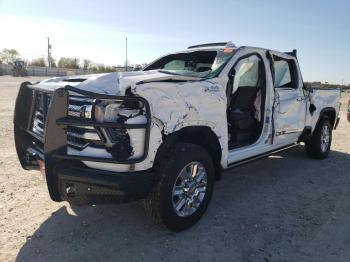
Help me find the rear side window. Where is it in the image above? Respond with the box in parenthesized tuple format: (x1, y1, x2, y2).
(273, 57, 297, 88)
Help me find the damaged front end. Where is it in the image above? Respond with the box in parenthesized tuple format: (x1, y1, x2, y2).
(14, 82, 154, 205)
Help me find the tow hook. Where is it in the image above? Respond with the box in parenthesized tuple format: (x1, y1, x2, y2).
(66, 183, 76, 198)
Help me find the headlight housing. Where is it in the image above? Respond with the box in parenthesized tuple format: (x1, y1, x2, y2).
(74, 99, 147, 161)
(68, 97, 95, 119)
(95, 100, 144, 123)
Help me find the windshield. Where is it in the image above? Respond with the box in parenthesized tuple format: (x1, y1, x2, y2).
(144, 49, 235, 78)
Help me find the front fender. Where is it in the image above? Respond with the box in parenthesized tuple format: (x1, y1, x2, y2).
(132, 80, 229, 168)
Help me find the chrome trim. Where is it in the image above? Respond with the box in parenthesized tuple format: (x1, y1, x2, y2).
(275, 129, 303, 136)
(67, 130, 100, 140)
(67, 140, 89, 149)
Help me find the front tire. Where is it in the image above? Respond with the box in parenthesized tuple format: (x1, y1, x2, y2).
(305, 118, 332, 159)
(144, 143, 215, 231)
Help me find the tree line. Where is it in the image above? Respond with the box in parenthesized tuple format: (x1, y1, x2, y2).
(0, 48, 144, 73)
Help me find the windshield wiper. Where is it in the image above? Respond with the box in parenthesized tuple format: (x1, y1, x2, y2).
(158, 70, 181, 76)
(158, 70, 204, 79)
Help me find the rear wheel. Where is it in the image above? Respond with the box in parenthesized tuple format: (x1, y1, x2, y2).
(305, 118, 332, 159)
(144, 143, 215, 231)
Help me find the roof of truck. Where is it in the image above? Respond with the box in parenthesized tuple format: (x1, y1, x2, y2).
(188, 42, 232, 49)
(185, 42, 297, 59)
(187, 41, 236, 50)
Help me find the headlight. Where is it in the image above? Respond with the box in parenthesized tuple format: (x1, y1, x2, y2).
(94, 101, 144, 123)
(93, 100, 147, 161)
(68, 97, 95, 120)
(82, 105, 93, 119)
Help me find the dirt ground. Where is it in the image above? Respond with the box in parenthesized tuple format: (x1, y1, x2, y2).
(0, 76, 349, 262)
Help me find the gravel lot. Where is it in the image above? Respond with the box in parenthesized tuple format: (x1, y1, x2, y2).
(1, 76, 350, 262)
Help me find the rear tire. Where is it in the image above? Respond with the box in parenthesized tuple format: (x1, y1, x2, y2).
(305, 118, 332, 159)
(144, 143, 215, 231)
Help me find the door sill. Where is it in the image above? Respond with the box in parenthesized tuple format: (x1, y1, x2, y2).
(226, 143, 297, 170)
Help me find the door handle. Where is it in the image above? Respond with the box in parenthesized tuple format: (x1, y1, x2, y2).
(296, 97, 304, 102)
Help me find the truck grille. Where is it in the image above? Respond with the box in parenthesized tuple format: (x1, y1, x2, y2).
(67, 126, 101, 150)
(30, 92, 101, 150)
(31, 91, 51, 139)
(67, 96, 100, 150)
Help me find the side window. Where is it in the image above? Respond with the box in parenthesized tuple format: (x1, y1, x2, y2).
(163, 60, 185, 70)
(232, 55, 261, 92)
(273, 57, 297, 88)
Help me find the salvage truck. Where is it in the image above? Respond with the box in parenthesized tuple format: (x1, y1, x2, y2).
(14, 42, 341, 231)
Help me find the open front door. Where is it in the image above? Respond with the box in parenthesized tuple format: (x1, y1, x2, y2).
(271, 54, 307, 145)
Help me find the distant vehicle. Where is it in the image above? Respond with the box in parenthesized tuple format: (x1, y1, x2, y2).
(14, 42, 341, 231)
(12, 60, 27, 77)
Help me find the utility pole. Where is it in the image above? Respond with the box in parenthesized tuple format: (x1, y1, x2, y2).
(47, 37, 52, 68)
(125, 37, 128, 72)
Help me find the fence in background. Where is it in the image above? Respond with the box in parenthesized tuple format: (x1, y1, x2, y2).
(0, 64, 13, 75)
(0, 64, 91, 77)
(26, 66, 90, 76)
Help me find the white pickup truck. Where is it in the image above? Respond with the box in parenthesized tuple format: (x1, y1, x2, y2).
(14, 42, 340, 231)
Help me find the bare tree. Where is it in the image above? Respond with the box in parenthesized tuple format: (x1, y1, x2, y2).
(89, 63, 116, 73)
(133, 64, 143, 71)
(0, 48, 20, 64)
(51, 58, 57, 68)
(83, 59, 92, 70)
(30, 57, 46, 67)
(57, 57, 80, 69)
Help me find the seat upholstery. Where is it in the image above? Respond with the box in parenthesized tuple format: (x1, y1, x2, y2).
(228, 86, 259, 131)
(230, 86, 258, 112)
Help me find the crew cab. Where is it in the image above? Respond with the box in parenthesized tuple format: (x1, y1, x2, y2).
(14, 42, 341, 231)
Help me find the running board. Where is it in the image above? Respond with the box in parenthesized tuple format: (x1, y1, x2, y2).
(226, 143, 298, 170)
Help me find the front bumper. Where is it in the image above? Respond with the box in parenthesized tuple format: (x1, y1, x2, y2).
(14, 82, 153, 205)
(57, 165, 154, 205)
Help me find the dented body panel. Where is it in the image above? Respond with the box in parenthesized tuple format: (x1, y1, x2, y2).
(306, 88, 341, 130)
(132, 79, 229, 167)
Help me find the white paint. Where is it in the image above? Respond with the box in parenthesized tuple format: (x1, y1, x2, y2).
(30, 45, 341, 173)
(307, 88, 341, 130)
(82, 122, 162, 172)
(132, 78, 228, 168)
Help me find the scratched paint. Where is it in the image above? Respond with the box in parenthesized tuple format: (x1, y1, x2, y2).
(82, 73, 229, 172)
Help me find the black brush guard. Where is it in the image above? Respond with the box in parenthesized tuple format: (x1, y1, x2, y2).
(14, 82, 154, 205)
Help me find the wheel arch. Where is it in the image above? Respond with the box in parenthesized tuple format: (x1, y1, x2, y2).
(318, 107, 336, 129)
(154, 126, 223, 180)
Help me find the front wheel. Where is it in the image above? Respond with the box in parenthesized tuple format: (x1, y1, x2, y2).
(305, 118, 332, 159)
(144, 143, 215, 231)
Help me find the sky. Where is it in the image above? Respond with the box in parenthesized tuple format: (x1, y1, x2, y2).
(0, 0, 349, 84)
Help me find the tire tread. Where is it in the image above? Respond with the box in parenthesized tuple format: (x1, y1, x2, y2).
(305, 118, 332, 159)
